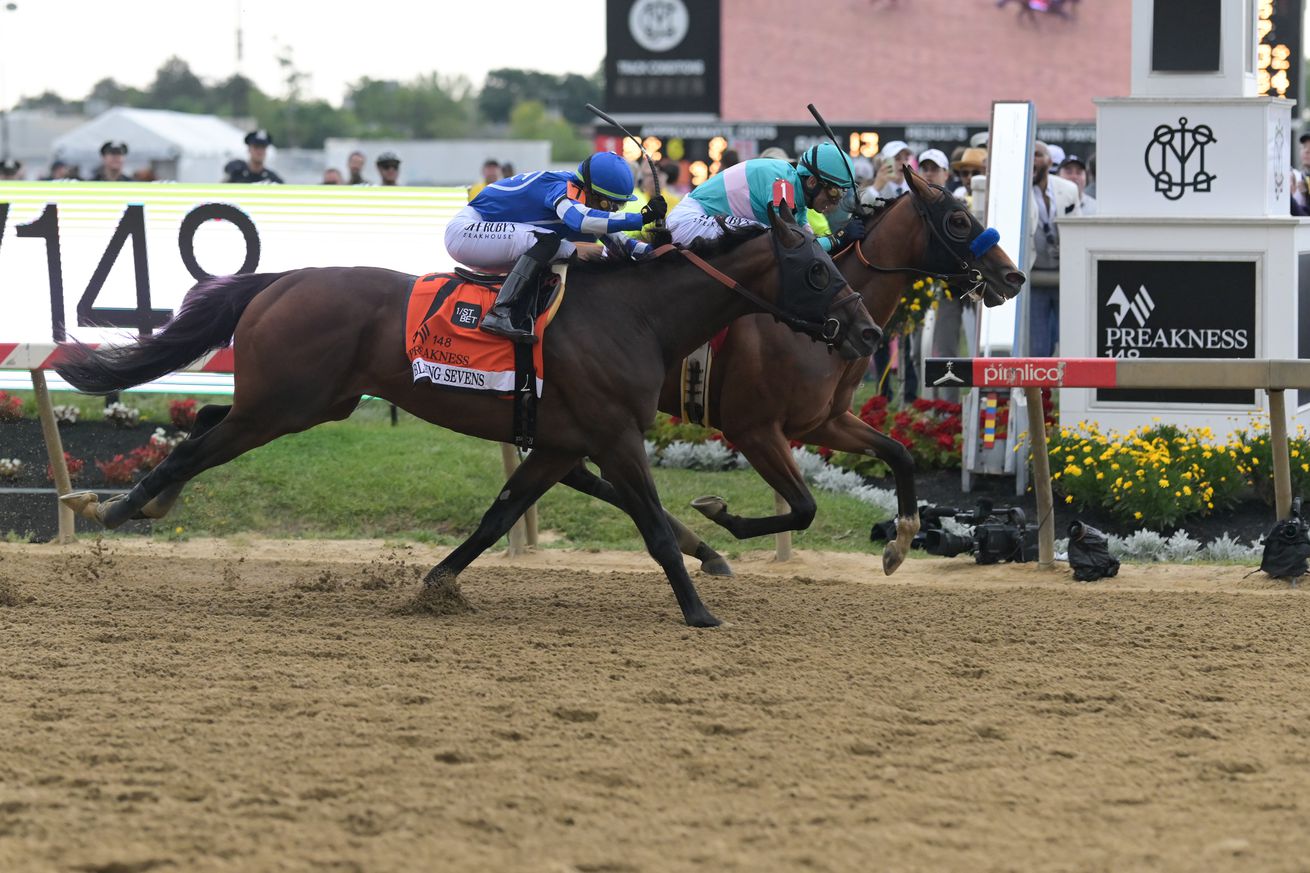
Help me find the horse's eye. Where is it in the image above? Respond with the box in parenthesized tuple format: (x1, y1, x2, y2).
(807, 261, 831, 291)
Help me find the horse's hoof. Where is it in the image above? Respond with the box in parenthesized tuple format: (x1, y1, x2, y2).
(690, 495, 728, 520)
(882, 542, 905, 576)
(700, 555, 735, 577)
(684, 607, 722, 628)
(60, 491, 104, 524)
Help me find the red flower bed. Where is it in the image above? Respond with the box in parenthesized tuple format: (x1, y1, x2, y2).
(169, 399, 198, 430)
(857, 395, 963, 469)
(46, 452, 85, 483)
(0, 392, 23, 422)
(96, 454, 141, 485)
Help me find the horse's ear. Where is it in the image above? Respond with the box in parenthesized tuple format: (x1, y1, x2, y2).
(904, 166, 939, 200)
(768, 201, 804, 247)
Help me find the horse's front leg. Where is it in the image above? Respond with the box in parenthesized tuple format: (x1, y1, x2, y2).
(690, 425, 818, 539)
(593, 434, 720, 628)
(799, 411, 919, 576)
(419, 448, 581, 592)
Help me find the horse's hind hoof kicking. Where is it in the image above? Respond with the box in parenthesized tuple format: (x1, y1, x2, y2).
(60, 491, 136, 530)
(690, 495, 729, 522)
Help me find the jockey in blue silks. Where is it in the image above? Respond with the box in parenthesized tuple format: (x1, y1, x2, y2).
(666, 142, 866, 252)
(444, 151, 666, 343)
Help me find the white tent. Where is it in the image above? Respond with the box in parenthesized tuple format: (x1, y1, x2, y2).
(51, 108, 251, 183)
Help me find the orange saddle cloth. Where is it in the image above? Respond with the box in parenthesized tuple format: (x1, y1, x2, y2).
(404, 267, 565, 395)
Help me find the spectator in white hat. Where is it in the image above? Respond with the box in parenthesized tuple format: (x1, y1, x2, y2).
(1057, 154, 1096, 215)
(916, 149, 951, 188)
(876, 140, 914, 199)
(1046, 143, 1066, 168)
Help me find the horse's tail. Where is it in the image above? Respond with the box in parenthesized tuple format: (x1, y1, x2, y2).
(55, 271, 290, 395)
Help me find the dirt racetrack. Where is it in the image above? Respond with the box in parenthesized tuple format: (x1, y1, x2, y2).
(1, 538, 1309, 873)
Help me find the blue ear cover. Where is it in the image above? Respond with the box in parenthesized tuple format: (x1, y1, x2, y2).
(970, 227, 1000, 258)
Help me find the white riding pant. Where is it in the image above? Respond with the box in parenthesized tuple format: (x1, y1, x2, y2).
(443, 205, 575, 273)
(666, 197, 763, 249)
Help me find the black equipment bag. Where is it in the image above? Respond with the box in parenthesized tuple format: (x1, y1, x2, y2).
(1259, 497, 1310, 579)
(1067, 520, 1120, 582)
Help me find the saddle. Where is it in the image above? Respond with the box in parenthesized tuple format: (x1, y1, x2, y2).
(404, 265, 566, 448)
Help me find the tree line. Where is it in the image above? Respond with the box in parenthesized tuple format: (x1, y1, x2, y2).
(18, 57, 603, 160)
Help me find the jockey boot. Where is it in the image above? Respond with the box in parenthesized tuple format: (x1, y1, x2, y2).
(480, 236, 556, 344)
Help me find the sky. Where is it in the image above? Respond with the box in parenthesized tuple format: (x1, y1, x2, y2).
(0, 0, 607, 109)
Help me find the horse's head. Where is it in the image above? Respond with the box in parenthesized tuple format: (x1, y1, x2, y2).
(767, 202, 880, 360)
(900, 167, 1025, 307)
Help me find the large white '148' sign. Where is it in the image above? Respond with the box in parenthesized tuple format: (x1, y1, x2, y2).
(0, 183, 467, 344)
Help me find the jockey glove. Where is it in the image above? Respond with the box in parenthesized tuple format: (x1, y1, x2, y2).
(830, 216, 867, 249)
(640, 195, 668, 224)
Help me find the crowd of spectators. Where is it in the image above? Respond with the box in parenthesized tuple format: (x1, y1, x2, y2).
(0, 128, 416, 186)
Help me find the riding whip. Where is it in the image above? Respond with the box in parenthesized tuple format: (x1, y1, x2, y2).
(585, 103, 664, 229)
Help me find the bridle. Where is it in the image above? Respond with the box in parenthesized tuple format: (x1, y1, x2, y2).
(833, 179, 1000, 302)
(650, 221, 869, 349)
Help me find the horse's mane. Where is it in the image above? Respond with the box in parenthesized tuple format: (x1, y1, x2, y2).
(859, 192, 909, 234)
(568, 222, 769, 275)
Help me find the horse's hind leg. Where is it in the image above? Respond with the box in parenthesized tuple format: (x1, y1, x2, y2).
(690, 425, 818, 541)
(560, 463, 734, 576)
(134, 403, 231, 520)
(801, 411, 918, 576)
(420, 448, 582, 589)
(69, 396, 360, 530)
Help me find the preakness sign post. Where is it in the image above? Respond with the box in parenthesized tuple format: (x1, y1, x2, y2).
(0, 183, 465, 356)
(1056, 0, 1310, 436)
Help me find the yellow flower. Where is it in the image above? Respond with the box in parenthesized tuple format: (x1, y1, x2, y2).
(1158, 478, 1169, 488)
(1095, 472, 1104, 480)
(1183, 485, 1192, 496)
(1065, 495, 1074, 503)
(1134, 511, 1143, 520)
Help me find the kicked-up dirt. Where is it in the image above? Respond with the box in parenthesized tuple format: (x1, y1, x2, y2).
(0, 537, 1307, 872)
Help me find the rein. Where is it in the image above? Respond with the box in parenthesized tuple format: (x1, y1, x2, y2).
(653, 244, 863, 344)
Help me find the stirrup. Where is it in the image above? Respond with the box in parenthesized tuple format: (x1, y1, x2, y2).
(480, 308, 537, 344)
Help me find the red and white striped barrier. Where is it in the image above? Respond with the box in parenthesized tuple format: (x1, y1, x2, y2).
(0, 343, 235, 373)
(926, 356, 1310, 568)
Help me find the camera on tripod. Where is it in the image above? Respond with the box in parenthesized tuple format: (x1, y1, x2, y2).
(917, 498, 1039, 564)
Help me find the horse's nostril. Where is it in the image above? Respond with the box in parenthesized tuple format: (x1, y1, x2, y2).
(861, 328, 878, 346)
(1006, 270, 1027, 288)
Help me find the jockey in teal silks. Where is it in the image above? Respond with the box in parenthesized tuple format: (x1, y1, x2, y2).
(444, 151, 666, 343)
(666, 142, 866, 252)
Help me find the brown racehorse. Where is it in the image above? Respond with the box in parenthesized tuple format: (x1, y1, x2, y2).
(547, 169, 1025, 575)
(55, 206, 879, 628)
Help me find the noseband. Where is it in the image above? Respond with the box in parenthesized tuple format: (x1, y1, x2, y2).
(835, 185, 998, 301)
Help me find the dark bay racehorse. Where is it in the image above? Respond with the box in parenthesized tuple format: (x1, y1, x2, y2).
(550, 169, 1025, 575)
(56, 206, 879, 627)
